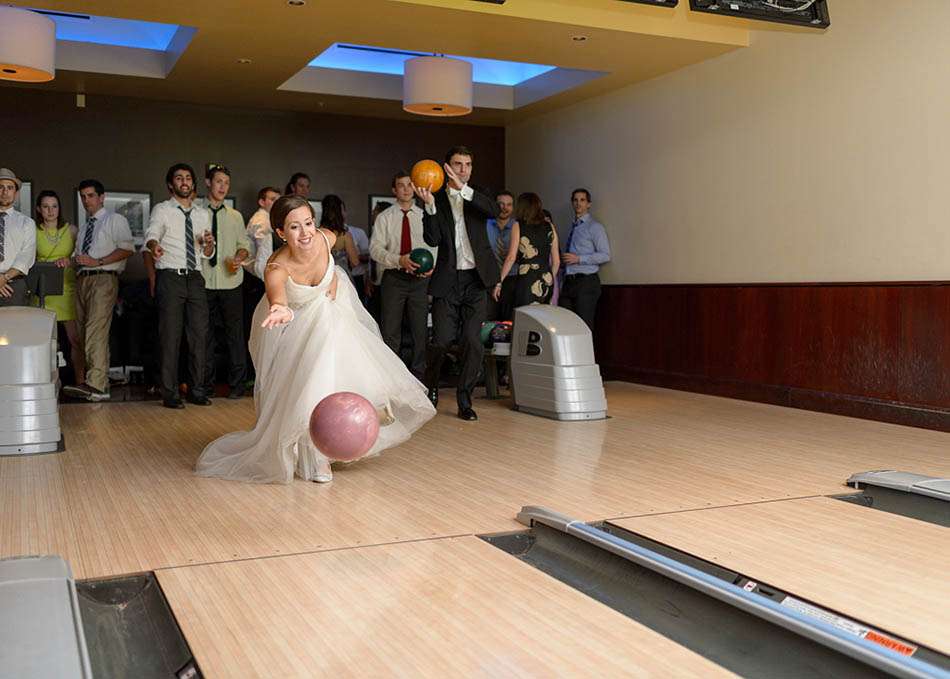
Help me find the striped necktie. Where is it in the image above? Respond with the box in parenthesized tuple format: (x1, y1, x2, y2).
(0, 211, 6, 262)
(179, 206, 197, 270)
(81, 216, 97, 255)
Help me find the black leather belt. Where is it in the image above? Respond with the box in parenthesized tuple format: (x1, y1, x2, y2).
(385, 268, 422, 280)
(78, 269, 118, 277)
(160, 268, 200, 276)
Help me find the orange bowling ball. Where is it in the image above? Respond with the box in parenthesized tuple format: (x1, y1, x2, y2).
(411, 159, 444, 193)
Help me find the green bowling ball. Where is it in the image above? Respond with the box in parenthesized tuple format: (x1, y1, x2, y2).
(480, 321, 498, 346)
(409, 248, 434, 274)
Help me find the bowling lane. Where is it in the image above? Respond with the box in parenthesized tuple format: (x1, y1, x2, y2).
(611, 497, 950, 656)
(4, 383, 950, 579)
(156, 536, 732, 678)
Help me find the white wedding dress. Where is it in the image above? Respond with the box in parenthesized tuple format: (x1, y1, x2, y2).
(196, 231, 436, 483)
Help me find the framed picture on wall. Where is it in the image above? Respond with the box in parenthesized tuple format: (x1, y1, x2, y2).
(367, 194, 394, 235)
(13, 180, 32, 216)
(224, 196, 236, 211)
(77, 190, 151, 246)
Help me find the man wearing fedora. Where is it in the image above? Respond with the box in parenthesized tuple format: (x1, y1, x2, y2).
(0, 168, 36, 307)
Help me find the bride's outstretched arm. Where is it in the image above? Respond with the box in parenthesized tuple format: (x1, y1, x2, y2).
(262, 263, 293, 328)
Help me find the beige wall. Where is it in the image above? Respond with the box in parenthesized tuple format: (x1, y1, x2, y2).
(507, 0, 950, 283)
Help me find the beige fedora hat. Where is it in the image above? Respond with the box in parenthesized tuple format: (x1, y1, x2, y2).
(0, 168, 21, 189)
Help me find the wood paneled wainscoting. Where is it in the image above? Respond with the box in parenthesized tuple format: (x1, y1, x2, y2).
(594, 282, 950, 431)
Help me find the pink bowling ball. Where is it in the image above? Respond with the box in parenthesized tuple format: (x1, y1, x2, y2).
(309, 392, 380, 461)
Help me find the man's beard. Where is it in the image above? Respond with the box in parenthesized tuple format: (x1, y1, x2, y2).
(174, 186, 192, 199)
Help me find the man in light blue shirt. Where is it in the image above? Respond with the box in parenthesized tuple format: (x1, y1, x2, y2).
(560, 188, 610, 331)
(485, 190, 516, 320)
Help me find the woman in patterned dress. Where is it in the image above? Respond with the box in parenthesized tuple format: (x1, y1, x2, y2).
(493, 192, 560, 307)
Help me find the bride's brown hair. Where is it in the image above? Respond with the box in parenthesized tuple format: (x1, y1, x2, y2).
(271, 195, 315, 239)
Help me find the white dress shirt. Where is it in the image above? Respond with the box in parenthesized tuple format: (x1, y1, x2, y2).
(370, 203, 437, 284)
(245, 208, 272, 280)
(144, 198, 214, 270)
(75, 207, 134, 273)
(425, 184, 475, 270)
(0, 207, 36, 275)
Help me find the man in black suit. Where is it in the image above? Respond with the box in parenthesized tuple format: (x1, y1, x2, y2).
(415, 146, 500, 421)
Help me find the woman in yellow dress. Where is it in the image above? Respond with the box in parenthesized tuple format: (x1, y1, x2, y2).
(34, 190, 84, 383)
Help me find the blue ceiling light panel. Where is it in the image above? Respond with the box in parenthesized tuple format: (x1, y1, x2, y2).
(309, 43, 556, 86)
(30, 9, 181, 50)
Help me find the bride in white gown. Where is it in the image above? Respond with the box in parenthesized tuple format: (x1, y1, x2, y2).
(196, 196, 436, 483)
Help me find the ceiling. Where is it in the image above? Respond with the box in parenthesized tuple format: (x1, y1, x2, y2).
(2, 0, 752, 125)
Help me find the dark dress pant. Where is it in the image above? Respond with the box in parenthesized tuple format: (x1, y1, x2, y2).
(0, 278, 27, 306)
(205, 286, 245, 391)
(559, 272, 601, 331)
(425, 269, 487, 410)
(380, 269, 429, 378)
(157, 269, 209, 402)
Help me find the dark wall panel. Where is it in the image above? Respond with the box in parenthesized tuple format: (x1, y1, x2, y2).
(2, 88, 504, 232)
(595, 283, 950, 431)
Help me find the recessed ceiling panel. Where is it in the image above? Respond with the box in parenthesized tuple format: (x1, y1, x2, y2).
(30, 8, 181, 50)
(309, 43, 555, 86)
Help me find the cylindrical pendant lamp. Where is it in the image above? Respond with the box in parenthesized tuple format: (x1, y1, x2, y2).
(403, 56, 472, 117)
(0, 7, 56, 83)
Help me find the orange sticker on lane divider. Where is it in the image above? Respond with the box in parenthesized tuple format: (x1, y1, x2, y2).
(864, 630, 918, 657)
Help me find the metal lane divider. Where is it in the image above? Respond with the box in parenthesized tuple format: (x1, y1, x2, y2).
(516, 506, 948, 679)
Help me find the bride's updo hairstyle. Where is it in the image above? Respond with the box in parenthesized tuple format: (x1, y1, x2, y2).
(271, 195, 315, 240)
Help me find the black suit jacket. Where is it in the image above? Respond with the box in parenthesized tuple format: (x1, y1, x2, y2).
(422, 186, 501, 298)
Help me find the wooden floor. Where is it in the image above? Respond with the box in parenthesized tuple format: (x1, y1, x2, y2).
(3, 382, 949, 676)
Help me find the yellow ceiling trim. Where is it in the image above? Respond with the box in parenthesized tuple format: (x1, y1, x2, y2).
(387, 0, 749, 46)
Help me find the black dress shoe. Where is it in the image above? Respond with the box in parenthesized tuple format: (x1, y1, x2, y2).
(188, 395, 212, 406)
(457, 407, 478, 421)
(227, 385, 246, 399)
(427, 387, 439, 407)
(162, 399, 185, 410)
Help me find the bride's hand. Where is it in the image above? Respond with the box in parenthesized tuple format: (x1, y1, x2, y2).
(262, 303, 294, 328)
(327, 272, 339, 300)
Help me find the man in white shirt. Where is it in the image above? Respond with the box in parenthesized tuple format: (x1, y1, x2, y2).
(144, 163, 216, 409)
(416, 146, 500, 421)
(0, 168, 36, 307)
(201, 164, 250, 400)
(245, 186, 281, 281)
(370, 171, 436, 379)
(61, 179, 134, 401)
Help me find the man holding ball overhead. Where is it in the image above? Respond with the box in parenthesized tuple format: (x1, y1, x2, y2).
(415, 146, 500, 421)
